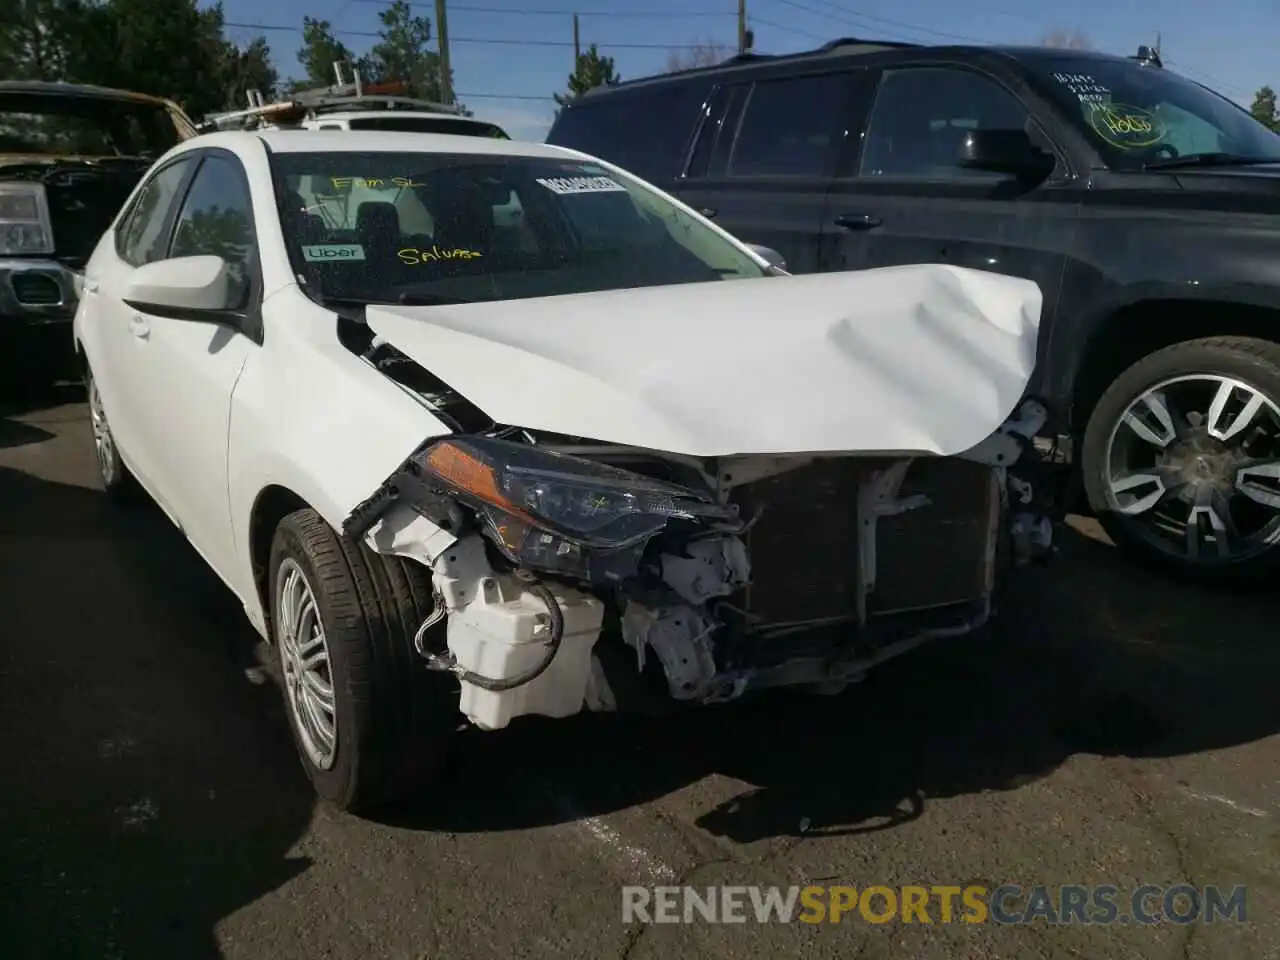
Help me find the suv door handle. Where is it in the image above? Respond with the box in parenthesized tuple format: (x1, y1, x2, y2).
(833, 213, 883, 230)
(696, 206, 718, 219)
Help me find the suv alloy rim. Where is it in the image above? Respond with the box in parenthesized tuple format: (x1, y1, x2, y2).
(1104, 373, 1280, 562)
(275, 558, 338, 769)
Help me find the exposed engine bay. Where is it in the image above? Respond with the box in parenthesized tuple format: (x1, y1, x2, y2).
(343, 333, 1057, 731)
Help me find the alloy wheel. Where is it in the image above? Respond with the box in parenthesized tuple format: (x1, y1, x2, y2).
(1103, 373, 1280, 563)
(87, 375, 117, 485)
(275, 558, 339, 770)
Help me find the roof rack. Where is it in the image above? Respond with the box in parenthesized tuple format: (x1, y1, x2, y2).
(1130, 44, 1163, 68)
(197, 61, 464, 133)
(813, 36, 919, 54)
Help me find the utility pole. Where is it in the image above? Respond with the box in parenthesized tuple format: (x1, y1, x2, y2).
(1155, 31, 1161, 57)
(573, 13, 580, 62)
(435, 0, 453, 104)
(737, 0, 747, 54)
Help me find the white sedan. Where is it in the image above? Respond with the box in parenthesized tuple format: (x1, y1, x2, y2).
(74, 129, 1053, 812)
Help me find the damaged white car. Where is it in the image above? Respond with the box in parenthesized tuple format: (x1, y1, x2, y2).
(74, 130, 1055, 810)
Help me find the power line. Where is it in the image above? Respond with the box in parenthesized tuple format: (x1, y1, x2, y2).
(226, 21, 729, 49)
(769, 0, 988, 45)
(350, 0, 734, 15)
(749, 15, 826, 42)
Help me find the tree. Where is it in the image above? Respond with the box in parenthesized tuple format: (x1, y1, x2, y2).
(1250, 86, 1279, 132)
(664, 38, 732, 73)
(553, 44, 620, 107)
(223, 36, 279, 107)
(295, 16, 360, 89)
(1040, 27, 1093, 50)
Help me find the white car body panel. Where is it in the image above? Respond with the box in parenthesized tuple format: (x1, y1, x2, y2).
(365, 262, 1041, 458)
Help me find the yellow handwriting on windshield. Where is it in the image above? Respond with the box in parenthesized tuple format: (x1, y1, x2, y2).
(330, 177, 422, 189)
(398, 246, 483, 264)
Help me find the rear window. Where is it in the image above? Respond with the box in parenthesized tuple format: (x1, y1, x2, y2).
(546, 83, 711, 182)
(347, 116, 509, 139)
(0, 92, 182, 158)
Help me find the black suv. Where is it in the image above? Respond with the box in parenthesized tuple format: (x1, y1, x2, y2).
(547, 37, 1280, 584)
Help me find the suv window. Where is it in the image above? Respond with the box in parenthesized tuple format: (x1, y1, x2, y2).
(546, 84, 710, 182)
(169, 155, 256, 302)
(728, 73, 848, 177)
(116, 159, 192, 266)
(860, 67, 1032, 179)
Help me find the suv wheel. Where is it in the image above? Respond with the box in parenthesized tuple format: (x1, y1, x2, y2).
(268, 508, 459, 812)
(1081, 336, 1280, 583)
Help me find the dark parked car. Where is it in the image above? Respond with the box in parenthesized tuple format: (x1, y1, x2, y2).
(547, 37, 1280, 585)
(0, 82, 196, 392)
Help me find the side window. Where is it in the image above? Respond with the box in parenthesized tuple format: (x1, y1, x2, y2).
(116, 159, 192, 266)
(859, 67, 1033, 180)
(169, 156, 256, 303)
(727, 73, 849, 177)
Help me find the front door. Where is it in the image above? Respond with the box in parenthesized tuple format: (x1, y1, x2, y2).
(820, 63, 1083, 386)
(124, 151, 260, 579)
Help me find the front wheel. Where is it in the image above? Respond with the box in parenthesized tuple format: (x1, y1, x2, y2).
(1081, 336, 1280, 584)
(268, 508, 458, 812)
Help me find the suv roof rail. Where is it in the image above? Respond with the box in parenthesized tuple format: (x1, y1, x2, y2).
(813, 35, 920, 53)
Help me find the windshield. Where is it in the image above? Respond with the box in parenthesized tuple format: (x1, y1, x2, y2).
(0, 93, 182, 158)
(270, 150, 767, 306)
(1025, 57, 1280, 170)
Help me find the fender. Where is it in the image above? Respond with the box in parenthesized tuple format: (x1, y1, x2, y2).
(1046, 279, 1280, 417)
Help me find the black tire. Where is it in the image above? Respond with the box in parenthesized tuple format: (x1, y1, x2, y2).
(85, 365, 138, 502)
(1081, 335, 1280, 584)
(268, 507, 458, 812)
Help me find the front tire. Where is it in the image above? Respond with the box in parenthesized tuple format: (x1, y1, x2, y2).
(268, 508, 458, 812)
(1081, 336, 1280, 584)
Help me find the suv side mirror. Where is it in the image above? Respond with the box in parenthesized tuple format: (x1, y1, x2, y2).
(957, 129, 1055, 179)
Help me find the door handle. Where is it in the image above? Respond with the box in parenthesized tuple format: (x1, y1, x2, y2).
(82, 278, 100, 295)
(128, 313, 150, 339)
(697, 206, 718, 219)
(833, 213, 883, 230)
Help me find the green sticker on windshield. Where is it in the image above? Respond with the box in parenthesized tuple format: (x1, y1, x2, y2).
(302, 244, 366, 262)
(1088, 103, 1165, 149)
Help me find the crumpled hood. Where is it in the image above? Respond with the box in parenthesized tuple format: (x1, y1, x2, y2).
(364, 263, 1043, 459)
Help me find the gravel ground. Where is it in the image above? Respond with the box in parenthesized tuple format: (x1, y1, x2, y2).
(2, 391, 1277, 960)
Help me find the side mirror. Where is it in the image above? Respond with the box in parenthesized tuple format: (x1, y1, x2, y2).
(745, 243, 788, 273)
(123, 255, 240, 320)
(956, 129, 1055, 179)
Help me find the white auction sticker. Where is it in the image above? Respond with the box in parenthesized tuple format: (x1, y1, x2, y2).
(536, 175, 628, 195)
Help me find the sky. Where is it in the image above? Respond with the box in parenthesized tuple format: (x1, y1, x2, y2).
(217, 0, 1275, 141)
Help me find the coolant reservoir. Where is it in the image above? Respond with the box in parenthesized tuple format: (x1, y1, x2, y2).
(447, 579, 605, 731)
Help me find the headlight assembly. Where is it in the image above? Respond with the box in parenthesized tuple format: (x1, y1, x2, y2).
(0, 183, 54, 257)
(415, 436, 739, 579)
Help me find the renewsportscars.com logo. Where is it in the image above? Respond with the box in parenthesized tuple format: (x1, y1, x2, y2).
(621, 884, 1249, 926)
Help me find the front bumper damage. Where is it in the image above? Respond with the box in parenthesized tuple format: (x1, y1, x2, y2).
(344, 399, 1057, 732)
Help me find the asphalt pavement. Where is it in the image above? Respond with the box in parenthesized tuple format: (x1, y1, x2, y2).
(2, 390, 1278, 960)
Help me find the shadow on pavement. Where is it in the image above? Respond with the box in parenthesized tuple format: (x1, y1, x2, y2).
(388, 522, 1278, 841)
(0, 466, 315, 960)
(5, 435, 1277, 954)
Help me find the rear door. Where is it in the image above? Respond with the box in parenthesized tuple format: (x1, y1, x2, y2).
(820, 60, 1081, 344)
(676, 70, 861, 274)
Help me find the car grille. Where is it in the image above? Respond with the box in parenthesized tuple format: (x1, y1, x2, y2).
(9, 271, 63, 306)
